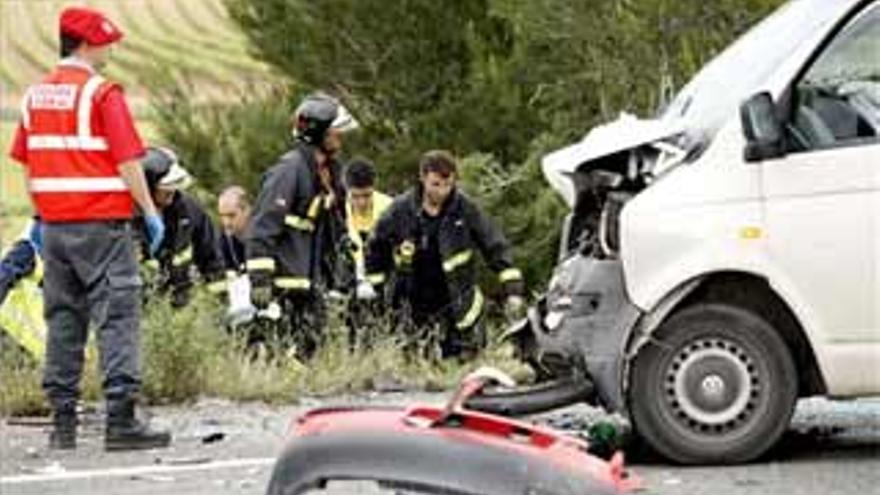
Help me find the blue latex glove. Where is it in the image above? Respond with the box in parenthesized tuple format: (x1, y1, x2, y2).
(27, 219, 43, 254)
(144, 213, 166, 256)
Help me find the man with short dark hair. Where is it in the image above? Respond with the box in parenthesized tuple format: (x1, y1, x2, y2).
(344, 158, 392, 289)
(365, 150, 525, 359)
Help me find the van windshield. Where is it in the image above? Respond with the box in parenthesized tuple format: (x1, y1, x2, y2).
(661, 0, 856, 141)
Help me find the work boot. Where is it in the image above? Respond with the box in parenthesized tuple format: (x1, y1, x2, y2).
(48, 406, 77, 450)
(104, 399, 171, 452)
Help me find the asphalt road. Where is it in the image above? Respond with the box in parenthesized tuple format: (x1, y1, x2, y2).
(1, 394, 878, 495)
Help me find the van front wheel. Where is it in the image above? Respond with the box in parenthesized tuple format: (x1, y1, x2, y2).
(629, 303, 797, 464)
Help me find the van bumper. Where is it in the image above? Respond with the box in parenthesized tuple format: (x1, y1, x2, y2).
(508, 258, 641, 412)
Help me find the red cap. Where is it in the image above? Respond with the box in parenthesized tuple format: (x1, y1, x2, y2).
(59, 7, 123, 46)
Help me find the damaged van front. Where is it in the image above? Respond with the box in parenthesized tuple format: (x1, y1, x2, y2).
(504, 0, 880, 464)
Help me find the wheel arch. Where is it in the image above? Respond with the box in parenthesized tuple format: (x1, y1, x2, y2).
(626, 271, 827, 399)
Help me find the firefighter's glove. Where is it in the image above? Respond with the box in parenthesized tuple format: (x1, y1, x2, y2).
(504, 295, 526, 320)
(250, 276, 274, 308)
(144, 213, 166, 256)
(355, 280, 377, 301)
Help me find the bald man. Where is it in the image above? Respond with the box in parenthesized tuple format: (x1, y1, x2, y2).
(217, 186, 251, 273)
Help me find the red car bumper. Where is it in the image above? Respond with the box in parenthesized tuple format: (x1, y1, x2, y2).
(267, 404, 640, 494)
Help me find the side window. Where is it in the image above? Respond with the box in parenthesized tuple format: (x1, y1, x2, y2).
(788, 3, 880, 152)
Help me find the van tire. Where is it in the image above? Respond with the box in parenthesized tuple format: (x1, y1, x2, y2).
(629, 303, 797, 464)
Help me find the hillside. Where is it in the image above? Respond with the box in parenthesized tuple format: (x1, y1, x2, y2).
(0, 0, 269, 236)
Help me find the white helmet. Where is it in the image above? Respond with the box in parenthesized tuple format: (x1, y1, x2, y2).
(142, 146, 192, 191)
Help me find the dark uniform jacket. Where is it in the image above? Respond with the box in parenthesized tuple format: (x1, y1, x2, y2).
(365, 187, 524, 330)
(141, 192, 226, 307)
(245, 143, 346, 293)
(0, 240, 38, 305)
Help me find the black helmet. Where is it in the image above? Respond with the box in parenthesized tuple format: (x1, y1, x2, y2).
(142, 146, 191, 192)
(293, 92, 359, 145)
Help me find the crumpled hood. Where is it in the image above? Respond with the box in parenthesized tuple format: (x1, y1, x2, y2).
(542, 113, 686, 206)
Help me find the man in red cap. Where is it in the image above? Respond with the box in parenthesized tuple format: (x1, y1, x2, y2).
(8, 6, 171, 451)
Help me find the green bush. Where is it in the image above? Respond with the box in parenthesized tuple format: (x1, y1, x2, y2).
(459, 134, 571, 290)
(0, 349, 48, 416)
(0, 336, 101, 416)
(150, 82, 299, 198)
(141, 293, 223, 402)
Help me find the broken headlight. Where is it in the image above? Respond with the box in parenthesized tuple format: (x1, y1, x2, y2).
(543, 259, 576, 331)
(598, 192, 631, 257)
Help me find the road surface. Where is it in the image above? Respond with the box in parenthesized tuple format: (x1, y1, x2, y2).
(1, 395, 878, 494)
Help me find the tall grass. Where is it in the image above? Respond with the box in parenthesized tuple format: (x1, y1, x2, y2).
(1, 289, 526, 416)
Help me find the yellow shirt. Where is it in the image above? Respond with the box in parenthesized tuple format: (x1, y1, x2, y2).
(346, 191, 393, 271)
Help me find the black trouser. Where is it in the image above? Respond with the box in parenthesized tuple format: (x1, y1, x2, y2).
(41, 221, 142, 410)
(280, 290, 326, 359)
(241, 289, 326, 360)
(405, 301, 485, 360)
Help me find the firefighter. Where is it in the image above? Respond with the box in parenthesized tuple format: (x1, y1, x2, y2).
(138, 147, 226, 307)
(217, 185, 250, 274)
(364, 150, 526, 359)
(245, 92, 358, 358)
(8, 7, 170, 450)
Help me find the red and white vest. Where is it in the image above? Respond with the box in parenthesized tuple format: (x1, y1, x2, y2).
(22, 62, 133, 221)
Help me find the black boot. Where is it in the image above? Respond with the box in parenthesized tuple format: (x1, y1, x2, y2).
(48, 406, 77, 450)
(104, 399, 171, 452)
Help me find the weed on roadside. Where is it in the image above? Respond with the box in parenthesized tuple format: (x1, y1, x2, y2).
(1, 289, 528, 416)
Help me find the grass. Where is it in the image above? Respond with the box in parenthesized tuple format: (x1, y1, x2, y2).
(0, 290, 528, 416)
(1, 121, 30, 242)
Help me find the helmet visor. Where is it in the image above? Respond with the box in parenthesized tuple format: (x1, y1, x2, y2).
(330, 104, 360, 133)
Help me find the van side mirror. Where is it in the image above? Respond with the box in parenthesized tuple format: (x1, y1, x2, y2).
(740, 92, 785, 162)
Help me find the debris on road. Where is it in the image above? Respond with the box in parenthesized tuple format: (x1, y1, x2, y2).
(130, 473, 175, 483)
(201, 432, 226, 444)
(155, 456, 212, 466)
(21, 461, 65, 475)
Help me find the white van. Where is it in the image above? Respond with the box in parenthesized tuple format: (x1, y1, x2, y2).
(523, 0, 879, 464)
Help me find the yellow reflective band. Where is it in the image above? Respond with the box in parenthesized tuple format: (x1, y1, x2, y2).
(399, 240, 416, 257)
(33, 255, 45, 280)
(274, 277, 311, 290)
(499, 268, 523, 283)
(307, 197, 322, 220)
(443, 249, 473, 273)
(172, 246, 193, 267)
(366, 273, 386, 285)
(456, 288, 484, 330)
(394, 240, 416, 267)
(246, 258, 276, 272)
(207, 280, 228, 294)
(739, 226, 763, 240)
(285, 215, 315, 232)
